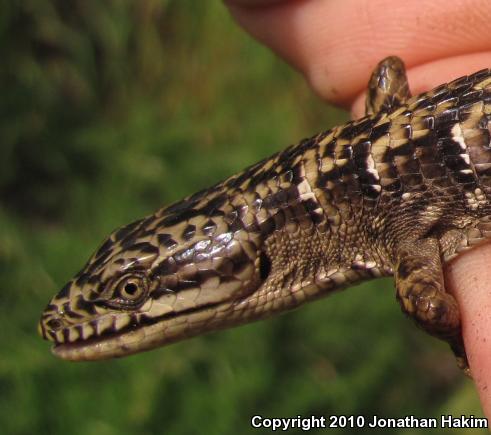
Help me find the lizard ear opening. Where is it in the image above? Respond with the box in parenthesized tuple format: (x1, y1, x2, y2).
(259, 251, 271, 281)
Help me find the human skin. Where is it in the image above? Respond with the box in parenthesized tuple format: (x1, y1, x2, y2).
(225, 0, 491, 418)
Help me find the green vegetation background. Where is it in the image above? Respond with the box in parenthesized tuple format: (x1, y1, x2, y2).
(0, 1, 485, 434)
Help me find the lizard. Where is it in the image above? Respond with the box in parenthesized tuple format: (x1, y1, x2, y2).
(39, 56, 491, 375)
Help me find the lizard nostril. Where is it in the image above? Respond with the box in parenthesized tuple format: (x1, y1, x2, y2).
(46, 318, 63, 331)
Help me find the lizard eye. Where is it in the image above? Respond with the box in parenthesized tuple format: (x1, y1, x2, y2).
(119, 278, 142, 299)
(106, 274, 148, 309)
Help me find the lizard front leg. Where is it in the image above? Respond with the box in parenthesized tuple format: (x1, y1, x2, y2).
(395, 238, 469, 374)
(365, 55, 411, 115)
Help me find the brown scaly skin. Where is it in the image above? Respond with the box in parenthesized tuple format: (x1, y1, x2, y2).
(39, 57, 491, 373)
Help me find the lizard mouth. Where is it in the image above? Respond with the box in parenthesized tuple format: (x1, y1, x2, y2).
(51, 326, 148, 361)
(44, 301, 229, 361)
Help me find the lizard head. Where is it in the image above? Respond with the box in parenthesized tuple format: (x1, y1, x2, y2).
(38, 197, 271, 361)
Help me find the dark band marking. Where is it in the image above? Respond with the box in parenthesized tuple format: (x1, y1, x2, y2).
(113, 219, 143, 243)
(182, 224, 196, 241)
(202, 219, 217, 236)
(157, 233, 178, 249)
(370, 122, 391, 142)
(337, 117, 378, 140)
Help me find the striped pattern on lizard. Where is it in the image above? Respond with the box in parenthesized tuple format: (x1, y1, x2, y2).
(39, 57, 491, 374)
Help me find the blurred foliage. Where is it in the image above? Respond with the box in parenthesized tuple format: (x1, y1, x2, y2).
(0, 1, 485, 434)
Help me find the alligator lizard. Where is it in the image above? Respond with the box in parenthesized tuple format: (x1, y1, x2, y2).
(39, 56, 491, 373)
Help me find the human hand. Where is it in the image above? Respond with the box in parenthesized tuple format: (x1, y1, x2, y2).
(226, 0, 491, 418)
